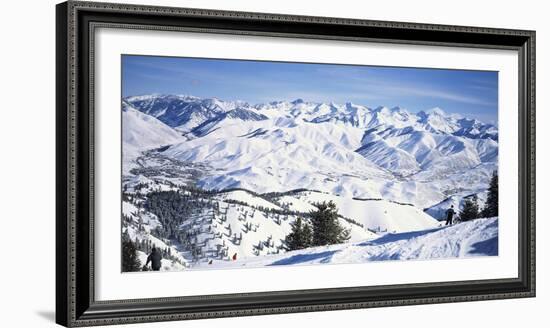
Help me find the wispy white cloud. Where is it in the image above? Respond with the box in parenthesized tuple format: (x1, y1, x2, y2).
(253, 90, 386, 105)
(375, 84, 496, 107)
(314, 66, 496, 107)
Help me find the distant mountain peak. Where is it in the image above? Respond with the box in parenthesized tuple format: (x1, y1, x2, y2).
(426, 107, 446, 116)
(390, 106, 406, 112)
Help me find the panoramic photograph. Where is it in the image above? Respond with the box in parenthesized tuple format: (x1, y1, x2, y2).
(120, 55, 499, 272)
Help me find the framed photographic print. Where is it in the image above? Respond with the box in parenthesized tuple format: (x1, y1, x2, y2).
(56, 1, 535, 326)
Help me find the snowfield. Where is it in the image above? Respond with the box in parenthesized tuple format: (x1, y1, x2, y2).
(198, 217, 498, 269)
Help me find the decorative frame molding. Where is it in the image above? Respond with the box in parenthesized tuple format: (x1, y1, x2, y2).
(56, 1, 535, 326)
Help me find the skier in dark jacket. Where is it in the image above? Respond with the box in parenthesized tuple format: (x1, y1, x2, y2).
(145, 246, 162, 271)
(445, 205, 456, 226)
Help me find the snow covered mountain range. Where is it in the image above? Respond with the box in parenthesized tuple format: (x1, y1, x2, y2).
(121, 94, 498, 270)
(123, 94, 497, 211)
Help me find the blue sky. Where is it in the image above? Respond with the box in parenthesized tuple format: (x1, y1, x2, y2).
(122, 55, 498, 123)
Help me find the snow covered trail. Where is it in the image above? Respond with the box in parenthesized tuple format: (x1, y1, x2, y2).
(198, 217, 498, 269)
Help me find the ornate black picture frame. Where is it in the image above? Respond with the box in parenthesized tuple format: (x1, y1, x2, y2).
(56, 1, 535, 326)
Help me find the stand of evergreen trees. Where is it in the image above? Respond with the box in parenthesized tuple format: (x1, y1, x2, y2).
(284, 217, 312, 250)
(459, 195, 480, 221)
(121, 232, 141, 272)
(481, 170, 498, 217)
(144, 190, 214, 240)
(284, 201, 350, 251)
(459, 170, 499, 221)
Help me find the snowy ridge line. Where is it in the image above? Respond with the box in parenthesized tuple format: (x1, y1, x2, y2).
(260, 188, 330, 198)
(148, 185, 319, 200)
(215, 190, 366, 229)
(352, 197, 415, 207)
(422, 192, 480, 211)
(160, 186, 335, 212)
(221, 188, 366, 229)
(220, 197, 307, 217)
(124, 94, 496, 129)
(423, 195, 454, 212)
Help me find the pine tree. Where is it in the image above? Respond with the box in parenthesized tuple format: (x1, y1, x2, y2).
(302, 223, 313, 247)
(482, 170, 498, 217)
(284, 217, 312, 251)
(460, 196, 479, 221)
(122, 234, 142, 272)
(310, 201, 351, 246)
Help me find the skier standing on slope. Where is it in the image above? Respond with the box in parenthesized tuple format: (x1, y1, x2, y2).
(145, 246, 162, 271)
(445, 205, 456, 226)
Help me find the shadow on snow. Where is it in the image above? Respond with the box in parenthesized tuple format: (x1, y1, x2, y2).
(269, 250, 338, 266)
(469, 236, 498, 256)
(269, 226, 449, 266)
(357, 226, 444, 246)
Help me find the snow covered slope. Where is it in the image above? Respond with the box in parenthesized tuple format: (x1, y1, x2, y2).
(274, 191, 439, 233)
(122, 179, 445, 270)
(122, 187, 381, 268)
(122, 101, 183, 166)
(199, 217, 498, 269)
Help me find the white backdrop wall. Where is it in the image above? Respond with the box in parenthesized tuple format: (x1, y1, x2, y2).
(0, 0, 545, 327)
